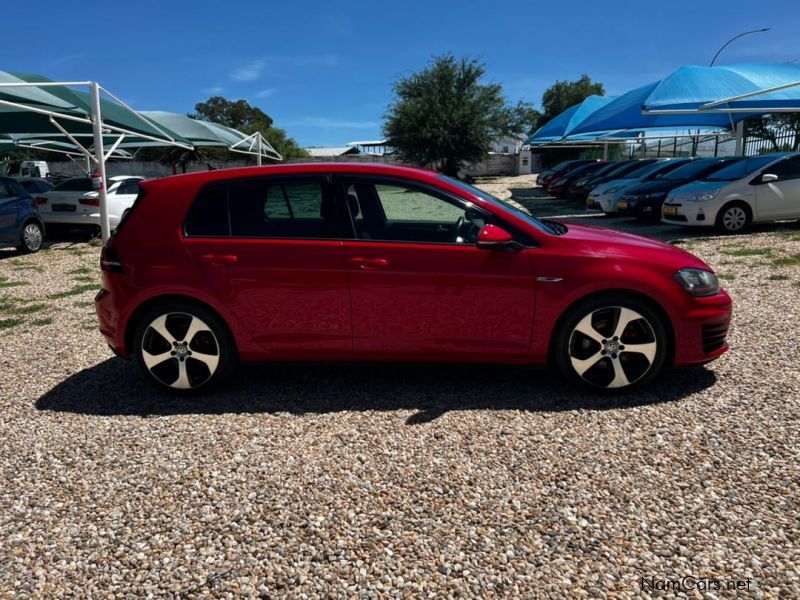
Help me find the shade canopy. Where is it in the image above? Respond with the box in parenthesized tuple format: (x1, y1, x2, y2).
(526, 95, 618, 143)
(566, 81, 739, 139)
(643, 63, 800, 113)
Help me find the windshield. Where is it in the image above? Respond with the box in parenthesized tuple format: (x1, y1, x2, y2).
(440, 176, 558, 235)
(703, 155, 781, 181)
(655, 159, 720, 180)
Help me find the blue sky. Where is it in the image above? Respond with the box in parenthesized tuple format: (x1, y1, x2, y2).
(7, 0, 800, 147)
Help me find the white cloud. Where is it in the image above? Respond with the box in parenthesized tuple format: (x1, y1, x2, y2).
(230, 59, 266, 82)
(203, 85, 225, 94)
(255, 88, 275, 98)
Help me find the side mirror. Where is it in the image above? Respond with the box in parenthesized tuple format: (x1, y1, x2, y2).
(760, 173, 779, 184)
(476, 225, 521, 251)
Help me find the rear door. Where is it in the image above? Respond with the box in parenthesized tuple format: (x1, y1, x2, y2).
(755, 156, 800, 220)
(336, 175, 536, 359)
(0, 180, 20, 242)
(182, 174, 354, 356)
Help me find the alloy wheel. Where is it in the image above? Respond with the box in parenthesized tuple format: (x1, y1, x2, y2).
(568, 306, 658, 389)
(721, 206, 747, 232)
(23, 223, 42, 252)
(140, 312, 220, 390)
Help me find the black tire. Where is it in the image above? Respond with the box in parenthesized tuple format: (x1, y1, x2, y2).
(715, 201, 751, 233)
(133, 301, 238, 395)
(553, 294, 669, 393)
(16, 220, 43, 254)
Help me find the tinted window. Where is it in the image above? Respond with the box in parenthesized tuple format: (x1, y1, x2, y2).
(21, 180, 53, 193)
(0, 181, 12, 199)
(227, 180, 349, 238)
(53, 178, 93, 192)
(119, 179, 140, 195)
(704, 156, 779, 182)
(657, 160, 724, 180)
(766, 156, 800, 180)
(184, 186, 229, 237)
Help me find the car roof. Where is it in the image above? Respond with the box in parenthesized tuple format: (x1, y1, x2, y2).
(141, 162, 446, 192)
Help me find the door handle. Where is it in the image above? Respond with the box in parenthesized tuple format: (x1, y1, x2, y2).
(350, 257, 389, 270)
(200, 253, 238, 265)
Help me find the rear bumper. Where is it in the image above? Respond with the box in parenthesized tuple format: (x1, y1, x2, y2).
(95, 287, 129, 359)
(672, 291, 732, 366)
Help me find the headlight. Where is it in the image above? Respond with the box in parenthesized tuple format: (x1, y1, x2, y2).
(688, 189, 721, 202)
(674, 268, 720, 297)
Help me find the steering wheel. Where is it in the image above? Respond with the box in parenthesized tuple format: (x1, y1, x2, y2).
(454, 215, 480, 243)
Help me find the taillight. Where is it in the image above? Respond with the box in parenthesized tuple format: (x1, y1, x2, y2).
(80, 197, 100, 207)
(100, 245, 123, 273)
(36, 197, 47, 205)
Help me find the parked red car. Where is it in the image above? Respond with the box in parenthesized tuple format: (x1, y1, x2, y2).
(96, 163, 731, 394)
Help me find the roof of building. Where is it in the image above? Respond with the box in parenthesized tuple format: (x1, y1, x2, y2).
(305, 146, 360, 157)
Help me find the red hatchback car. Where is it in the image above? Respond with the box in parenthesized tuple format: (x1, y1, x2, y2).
(95, 163, 731, 394)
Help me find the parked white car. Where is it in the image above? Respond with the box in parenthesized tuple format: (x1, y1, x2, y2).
(36, 175, 143, 232)
(587, 159, 689, 214)
(662, 152, 800, 232)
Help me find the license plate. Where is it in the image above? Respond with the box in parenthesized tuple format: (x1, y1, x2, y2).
(617, 201, 629, 210)
(52, 204, 76, 212)
(663, 205, 678, 216)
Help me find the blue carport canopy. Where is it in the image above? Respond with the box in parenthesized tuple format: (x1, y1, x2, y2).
(643, 63, 800, 114)
(566, 81, 739, 139)
(525, 95, 617, 144)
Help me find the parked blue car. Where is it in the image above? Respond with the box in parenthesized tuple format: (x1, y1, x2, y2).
(0, 176, 45, 254)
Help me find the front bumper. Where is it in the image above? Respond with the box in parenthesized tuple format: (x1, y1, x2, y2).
(661, 202, 712, 226)
(672, 290, 732, 366)
(617, 196, 664, 217)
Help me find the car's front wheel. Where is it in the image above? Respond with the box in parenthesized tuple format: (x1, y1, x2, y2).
(554, 295, 669, 392)
(133, 302, 238, 394)
(715, 201, 751, 233)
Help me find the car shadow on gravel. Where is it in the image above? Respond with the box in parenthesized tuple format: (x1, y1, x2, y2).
(36, 358, 717, 423)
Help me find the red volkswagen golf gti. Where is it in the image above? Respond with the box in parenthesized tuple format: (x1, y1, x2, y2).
(95, 163, 731, 394)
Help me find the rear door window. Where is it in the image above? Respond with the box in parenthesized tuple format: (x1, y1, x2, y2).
(184, 177, 351, 239)
(229, 180, 350, 238)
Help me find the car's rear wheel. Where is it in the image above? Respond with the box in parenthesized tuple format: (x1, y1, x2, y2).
(554, 295, 668, 392)
(715, 201, 751, 233)
(133, 302, 237, 394)
(17, 221, 43, 254)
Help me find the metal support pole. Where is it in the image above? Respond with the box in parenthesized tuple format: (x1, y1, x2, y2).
(734, 120, 745, 156)
(257, 133, 262, 166)
(602, 143, 608, 161)
(90, 82, 110, 241)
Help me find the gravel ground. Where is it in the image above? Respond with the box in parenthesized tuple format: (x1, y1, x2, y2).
(1, 183, 799, 597)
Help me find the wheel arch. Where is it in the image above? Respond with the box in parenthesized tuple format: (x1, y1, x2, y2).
(546, 288, 675, 367)
(124, 294, 239, 359)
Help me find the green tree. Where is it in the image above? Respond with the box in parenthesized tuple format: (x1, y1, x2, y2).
(191, 96, 307, 159)
(384, 54, 538, 176)
(539, 75, 605, 126)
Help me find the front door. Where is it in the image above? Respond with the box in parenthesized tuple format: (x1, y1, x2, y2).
(183, 174, 354, 357)
(336, 175, 537, 359)
(756, 156, 800, 220)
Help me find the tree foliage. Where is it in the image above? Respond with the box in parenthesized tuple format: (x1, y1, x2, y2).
(539, 74, 605, 126)
(384, 55, 539, 176)
(191, 96, 307, 159)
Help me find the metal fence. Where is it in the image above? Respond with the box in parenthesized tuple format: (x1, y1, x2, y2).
(743, 124, 800, 156)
